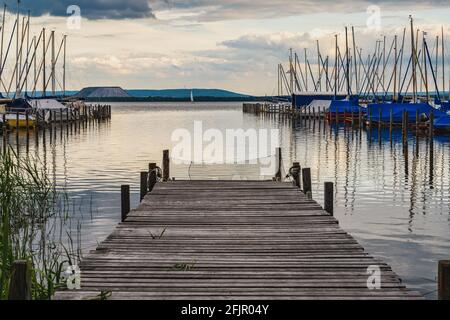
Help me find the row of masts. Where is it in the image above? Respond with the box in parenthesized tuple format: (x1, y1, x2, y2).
(0, 1, 67, 99)
(278, 17, 448, 102)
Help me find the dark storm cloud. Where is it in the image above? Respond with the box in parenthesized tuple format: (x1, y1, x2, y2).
(4, 0, 154, 20)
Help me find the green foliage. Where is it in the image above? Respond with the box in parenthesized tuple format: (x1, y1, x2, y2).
(0, 147, 80, 300)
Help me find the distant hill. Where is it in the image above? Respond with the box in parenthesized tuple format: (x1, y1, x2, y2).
(75, 87, 131, 99)
(126, 89, 251, 99)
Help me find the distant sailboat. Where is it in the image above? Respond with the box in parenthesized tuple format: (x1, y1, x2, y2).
(190, 90, 194, 103)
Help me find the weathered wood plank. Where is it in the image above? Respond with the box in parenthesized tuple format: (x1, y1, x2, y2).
(56, 180, 423, 300)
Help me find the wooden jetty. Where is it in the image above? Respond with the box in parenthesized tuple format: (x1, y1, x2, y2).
(55, 178, 423, 300)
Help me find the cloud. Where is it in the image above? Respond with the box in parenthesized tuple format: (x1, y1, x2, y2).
(4, 0, 154, 20)
(153, 0, 450, 22)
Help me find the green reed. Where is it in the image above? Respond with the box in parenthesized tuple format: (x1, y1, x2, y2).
(0, 147, 80, 300)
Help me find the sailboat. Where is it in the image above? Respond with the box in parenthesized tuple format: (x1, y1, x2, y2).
(190, 90, 194, 103)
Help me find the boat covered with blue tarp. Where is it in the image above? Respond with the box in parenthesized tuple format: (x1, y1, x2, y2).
(366, 102, 441, 123)
(433, 108, 450, 133)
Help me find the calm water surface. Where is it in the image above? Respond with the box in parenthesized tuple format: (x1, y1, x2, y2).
(3, 102, 450, 299)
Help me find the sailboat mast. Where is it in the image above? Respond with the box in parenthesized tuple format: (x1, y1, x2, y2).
(25, 10, 29, 94)
(304, 48, 308, 92)
(0, 4, 5, 84)
(423, 32, 429, 101)
(393, 35, 398, 101)
(63, 35, 67, 97)
(316, 40, 321, 92)
(345, 27, 350, 96)
(410, 17, 417, 103)
(15, 0, 20, 96)
(442, 26, 446, 100)
(51, 30, 55, 96)
(334, 34, 338, 98)
(352, 26, 358, 95)
(289, 48, 293, 95)
(42, 27, 46, 97)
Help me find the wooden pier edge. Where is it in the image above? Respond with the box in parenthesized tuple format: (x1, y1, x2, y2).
(55, 177, 424, 300)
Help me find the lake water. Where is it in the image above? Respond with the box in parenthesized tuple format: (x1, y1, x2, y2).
(3, 101, 450, 299)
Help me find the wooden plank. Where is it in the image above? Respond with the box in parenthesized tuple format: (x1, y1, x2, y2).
(56, 180, 423, 300)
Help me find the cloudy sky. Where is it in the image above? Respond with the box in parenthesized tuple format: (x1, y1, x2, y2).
(2, 0, 450, 95)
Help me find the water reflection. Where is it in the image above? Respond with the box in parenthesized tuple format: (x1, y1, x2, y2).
(1, 102, 449, 299)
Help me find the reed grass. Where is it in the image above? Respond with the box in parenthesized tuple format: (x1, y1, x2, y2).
(0, 146, 80, 300)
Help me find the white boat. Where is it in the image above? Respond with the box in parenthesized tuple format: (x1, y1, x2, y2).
(29, 99, 71, 122)
(190, 90, 194, 103)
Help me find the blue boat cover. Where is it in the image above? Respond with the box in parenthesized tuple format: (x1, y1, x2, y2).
(439, 101, 450, 113)
(433, 106, 450, 131)
(292, 94, 349, 108)
(366, 103, 443, 123)
(328, 99, 361, 114)
(7, 98, 32, 111)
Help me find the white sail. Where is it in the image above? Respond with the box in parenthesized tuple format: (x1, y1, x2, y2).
(190, 90, 194, 102)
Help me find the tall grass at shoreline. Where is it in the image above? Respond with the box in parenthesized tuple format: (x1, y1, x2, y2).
(0, 147, 80, 300)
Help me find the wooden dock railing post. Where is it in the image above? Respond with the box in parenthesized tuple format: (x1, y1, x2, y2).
(439, 260, 450, 300)
(140, 171, 149, 202)
(302, 168, 312, 198)
(324, 182, 334, 216)
(274, 147, 282, 181)
(121, 185, 130, 222)
(291, 162, 301, 188)
(163, 150, 170, 182)
(148, 163, 157, 192)
(8, 260, 31, 300)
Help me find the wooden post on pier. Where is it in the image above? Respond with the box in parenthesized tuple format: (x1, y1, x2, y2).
(163, 150, 170, 182)
(60, 109, 63, 131)
(415, 110, 419, 134)
(15, 111, 19, 132)
(378, 108, 382, 131)
(2, 113, 6, 152)
(324, 182, 334, 216)
(8, 260, 31, 300)
(140, 172, 149, 202)
(25, 110, 29, 132)
(291, 162, 301, 188)
(302, 168, 312, 198)
(358, 108, 362, 128)
(439, 261, 450, 300)
(121, 185, 130, 222)
(274, 147, 282, 181)
(402, 110, 406, 147)
(148, 163, 157, 192)
(429, 111, 434, 173)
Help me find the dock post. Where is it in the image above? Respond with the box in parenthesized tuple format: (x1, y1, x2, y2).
(163, 149, 170, 182)
(389, 109, 393, 140)
(291, 162, 301, 188)
(8, 260, 31, 300)
(302, 168, 312, 198)
(60, 108, 63, 131)
(378, 108, 382, 131)
(274, 147, 282, 181)
(324, 182, 334, 216)
(429, 111, 434, 175)
(439, 261, 450, 300)
(121, 185, 130, 222)
(415, 109, 419, 136)
(148, 163, 157, 192)
(140, 171, 149, 202)
(25, 110, 29, 132)
(2, 113, 6, 152)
